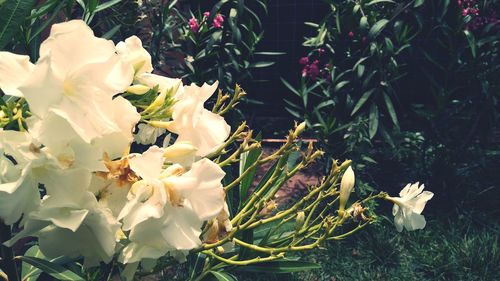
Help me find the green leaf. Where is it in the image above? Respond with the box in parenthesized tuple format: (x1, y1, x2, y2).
(334, 81, 349, 92)
(369, 104, 379, 139)
(463, 30, 476, 58)
(188, 253, 206, 280)
(95, 0, 123, 12)
(281, 78, 300, 96)
(235, 260, 321, 273)
(368, 19, 389, 39)
(249, 61, 275, 68)
(210, 271, 238, 281)
(360, 16, 369, 30)
(351, 89, 375, 116)
(102, 24, 121, 39)
(383, 93, 398, 126)
(254, 52, 286, 56)
(366, 0, 395, 6)
(239, 139, 262, 206)
(15, 256, 84, 281)
(0, 0, 36, 50)
(21, 245, 45, 281)
(414, 0, 425, 7)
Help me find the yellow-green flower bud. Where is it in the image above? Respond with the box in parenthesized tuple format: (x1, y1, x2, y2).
(148, 120, 174, 130)
(293, 122, 306, 138)
(295, 211, 306, 231)
(338, 166, 355, 216)
(126, 84, 150, 95)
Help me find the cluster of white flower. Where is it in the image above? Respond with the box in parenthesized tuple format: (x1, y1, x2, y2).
(0, 20, 230, 269)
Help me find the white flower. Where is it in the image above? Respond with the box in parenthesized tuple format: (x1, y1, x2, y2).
(166, 82, 230, 157)
(390, 182, 434, 232)
(117, 146, 225, 264)
(134, 123, 166, 145)
(6, 168, 120, 267)
(116, 36, 153, 76)
(0, 52, 34, 97)
(18, 20, 134, 143)
(338, 166, 355, 215)
(0, 159, 39, 226)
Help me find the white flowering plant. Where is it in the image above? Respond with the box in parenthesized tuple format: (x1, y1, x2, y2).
(0, 21, 433, 281)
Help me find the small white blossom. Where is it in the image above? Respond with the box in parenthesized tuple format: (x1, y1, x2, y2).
(390, 182, 434, 232)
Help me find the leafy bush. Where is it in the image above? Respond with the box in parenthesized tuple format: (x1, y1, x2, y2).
(283, 0, 500, 208)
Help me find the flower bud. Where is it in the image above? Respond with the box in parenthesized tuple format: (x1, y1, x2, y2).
(295, 211, 305, 231)
(293, 122, 306, 138)
(163, 142, 197, 158)
(162, 142, 197, 167)
(148, 120, 174, 130)
(126, 84, 150, 95)
(338, 166, 355, 216)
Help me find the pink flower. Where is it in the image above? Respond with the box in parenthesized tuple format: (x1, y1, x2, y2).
(348, 31, 354, 38)
(189, 17, 199, 33)
(308, 63, 319, 79)
(203, 11, 210, 18)
(299, 56, 309, 65)
(213, 14, 224, 29)
(317, 48, 325, 56)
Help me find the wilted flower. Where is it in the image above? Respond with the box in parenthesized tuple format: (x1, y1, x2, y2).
(389, 182, 433, 232)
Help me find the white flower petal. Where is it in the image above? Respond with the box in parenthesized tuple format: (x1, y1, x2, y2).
(0, 52, 34, 97)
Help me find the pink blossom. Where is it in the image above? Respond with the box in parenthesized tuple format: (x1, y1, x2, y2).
(308, 63, 319, 79)
(348, 31, 354, 38)
(203, 11, 210, 18)
(189, 17, 199, 33)
(299, 56, 309, 65)
(317, 48, 325, 56)
(213, 14, 224, 29)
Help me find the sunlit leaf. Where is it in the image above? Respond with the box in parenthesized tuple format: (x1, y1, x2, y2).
(15, 256, 84, 281)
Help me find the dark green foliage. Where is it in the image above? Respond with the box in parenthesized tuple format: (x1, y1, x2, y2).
(284, 0, 500, 211)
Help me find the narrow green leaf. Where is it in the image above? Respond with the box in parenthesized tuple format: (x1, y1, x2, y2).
(369, 104, 379, 139)
(254, 51, 286, 55)
(414, 0, 425, 7)
(95, 0, 123, 12)
(366, 0, 395, 6)
(188, 253, 206, 280)
(334, 81, 349, 92)
(22, 245, 45, 281)
(351, 89, 375, 116)
(15, 256, 84, 281)
(248, 61, 275, 68)
(383, 93, 398, 126)
(463, 30, 476, 58)
(102, 24, 122, 39)
(210, 271, 238, 281)
(368, 19, 389, 39)
(235, 260, 321, 273)
(0, 0, 36, 50)
(239, 140, 262, 205)
(281, 78, 300, 96)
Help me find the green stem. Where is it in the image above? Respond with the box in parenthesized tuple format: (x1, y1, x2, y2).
(0, 222, 19, 281)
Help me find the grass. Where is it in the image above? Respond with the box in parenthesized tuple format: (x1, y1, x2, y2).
(236, 215, 500, 281)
